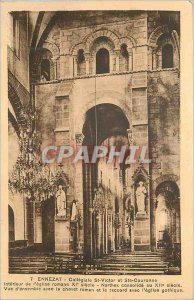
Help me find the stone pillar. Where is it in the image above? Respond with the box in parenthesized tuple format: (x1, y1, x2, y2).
(152, 49, 157, 70)
(105, 206, 108, 254)
(128, 50, 133, 71)
(151, 196, 157, 251)
(115, 50, 120, 72)
(55, 217, 70, 252)
(93, 211, 96, 258)
(59, 56, 65, 79)
(96, 214, 100, 257)
(53, 60, 57, 80)
(73, 55, 78, 77)
(100, 213, 103, 256)
(107, 212, 111, 253)
(34, 202, 42, 243)
(85, 53, 90, 75)
(102, 212, 105, 254)
(69, 56, 74, 77)
(74, 154, 84, 253)
(24, 197, 28, 241)
(89, 207, 94, 258)
(25, 199, 34, 246)
(112, 214, 115, 252)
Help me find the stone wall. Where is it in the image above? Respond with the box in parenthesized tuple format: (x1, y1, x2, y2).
(33, 11, 180, 253)
(148, 69, 180, 184)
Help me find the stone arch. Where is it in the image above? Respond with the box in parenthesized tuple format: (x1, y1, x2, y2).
(32, 41, 60, 82)
(148, 26, 180, 70)
(154, 180, 180, 249)
(91, 37, 115, 55)
(155, 180, 180, 199)
(118, 36, 136, 49)
(74, 90, 131, 133)
(84, 28, 121, 52)
(8, 83, 27, 129)
(153, 174, 179, 193)
(148, 25, 170, 48)
(70, 42, 86, 56)
(42, 41, 60, 60)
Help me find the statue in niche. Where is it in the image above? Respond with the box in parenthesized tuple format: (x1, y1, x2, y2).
(135, 181, 147, 214)
(56, 185, 67, 217)
(71, 200, 77, 221)
(93, 187, 104, 213)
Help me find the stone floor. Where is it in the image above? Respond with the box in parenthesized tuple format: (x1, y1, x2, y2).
(9, 249, 175, 275)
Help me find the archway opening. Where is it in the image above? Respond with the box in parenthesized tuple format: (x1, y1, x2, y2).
(155, 181, 180, 253)
(82, 103, 130, 258)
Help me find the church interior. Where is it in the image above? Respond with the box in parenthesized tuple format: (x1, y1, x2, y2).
(8, 10, 181, 274)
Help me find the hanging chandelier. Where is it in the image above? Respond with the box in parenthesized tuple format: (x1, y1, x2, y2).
(8, 104, 60, 202)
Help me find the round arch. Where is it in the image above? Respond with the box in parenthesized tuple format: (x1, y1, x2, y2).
(84, 28, 121, 52)
(153, 174, 179, 193)
(82, 103, 130, 145)
(74, 90, 131, 134)
(148, 25, 170, 48)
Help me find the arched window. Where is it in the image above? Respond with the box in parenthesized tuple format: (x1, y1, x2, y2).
(162, 44, 174, 69)
(77, 49, 86, 76)
(41, 59, 50, 81)
(119, 44, 129, 72)
(96, 48, 110, 74)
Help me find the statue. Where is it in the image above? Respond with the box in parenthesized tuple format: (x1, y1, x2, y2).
(71, 200, 77, 221)
(93, 187, 104, 213)
(56, 185, 66, 217)
(135, 181, 147, 213)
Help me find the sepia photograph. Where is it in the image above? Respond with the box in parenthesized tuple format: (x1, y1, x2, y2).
(7, 9, 182, 276)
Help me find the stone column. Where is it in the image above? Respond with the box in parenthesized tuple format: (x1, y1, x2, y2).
(90, 55, 95, 75)
(34, 202, 42, 243)
(105, 205, 108, 254)
(74, 162, 84, 253)
(128, 50, 133, 71)
(152, 49, 157, 70)
(115, 50, 120, 72)
(85, 53, 90, 75)
(93, 211, 96, 258)
(102, 212, 105, 254)
(96, 214, 100, 257)
(53, 60, 57, 80)
(112, 214, 115, 252)
(25, 197, 35, 246)
(99, 212, 103, 256)
(24, 196, 28, 241)
(69, 56, 74, 77)
(73, 55, 78, 77)
(89, 207, 94, 258)
(151, 196, 157, 251)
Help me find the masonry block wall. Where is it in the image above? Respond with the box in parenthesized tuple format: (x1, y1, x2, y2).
(33, 11, 180, 253)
